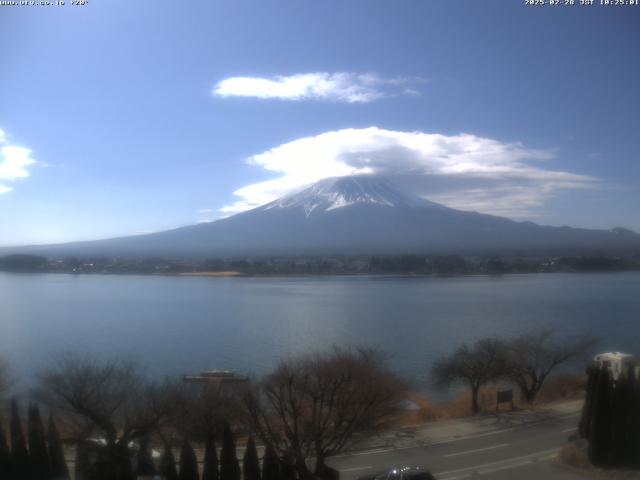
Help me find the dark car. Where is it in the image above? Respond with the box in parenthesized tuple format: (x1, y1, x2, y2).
(357, 466, 436, 480)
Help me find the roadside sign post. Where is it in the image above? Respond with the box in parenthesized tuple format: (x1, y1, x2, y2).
(496, 389, 514, 412)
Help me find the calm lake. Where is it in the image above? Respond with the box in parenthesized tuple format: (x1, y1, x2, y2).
(2, 272, 639, 394)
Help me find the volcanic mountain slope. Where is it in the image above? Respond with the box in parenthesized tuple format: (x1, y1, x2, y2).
(6, 176, 640, 258)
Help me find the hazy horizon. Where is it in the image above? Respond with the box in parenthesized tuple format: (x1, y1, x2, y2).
(3, 172, 639, 249)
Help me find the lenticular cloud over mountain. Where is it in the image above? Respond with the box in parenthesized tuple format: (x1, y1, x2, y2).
(221, 127, 596, 218)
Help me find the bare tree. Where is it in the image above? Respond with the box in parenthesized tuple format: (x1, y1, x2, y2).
(504, 330, 598, 403)
(432, 338, 507, 414)
(33, 353, 173, 480)
(161, 377, 244, 442)
(243, 347, 405, 479)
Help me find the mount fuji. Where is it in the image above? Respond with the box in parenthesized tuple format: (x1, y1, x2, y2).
(6, 176, 640, 258)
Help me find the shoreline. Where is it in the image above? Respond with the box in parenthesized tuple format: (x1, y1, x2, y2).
(177, 271, 246, 277)
(1, 269, 639, 279)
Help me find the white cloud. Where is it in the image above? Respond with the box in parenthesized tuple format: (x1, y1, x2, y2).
(220, 127, 597, 218)
(212, 72, 421, 103)
(0, 128, 37, 194)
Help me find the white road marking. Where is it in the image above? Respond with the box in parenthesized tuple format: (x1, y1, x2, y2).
(346, 448, 395, 457)
(445, 427, 514, 442)
(436, 448, 559, 476)
(341, 466, 373, 472)
(444, 443, 509, 458)
(479, 459, 533, 475)
(561, 427, 577, 433)
(438, 455, 555, 480)
(333, 411, 581, 458)
(334, 426, 516, 459)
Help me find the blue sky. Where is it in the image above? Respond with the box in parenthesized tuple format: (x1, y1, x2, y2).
(0, 0, 638, 246)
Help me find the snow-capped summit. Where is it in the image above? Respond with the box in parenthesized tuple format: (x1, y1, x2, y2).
(6, 175, 640, 258)
(260, 176, 443, 216)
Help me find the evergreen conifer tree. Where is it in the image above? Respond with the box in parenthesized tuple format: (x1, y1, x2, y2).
(135, 436, 157, 477)
(159, 445, 179, 480)
(579, 365, 598, 439)
(179, 438, 199, 480)
(242, 437, 260, 480)
(280, 454, 296, 480)
(611, 364, 640, 467)
(261, 445, 280, 480)
(10, 398, 31, 480)
(48, 415, 70, 480)
(75, 441, 93, 480)
(113, 442, 135, 480)
(588, 366, 614, 465)
(0, 420, 14, 480)
(28, 403, 51, 480)
(202, 431, 219, 480)
(582, 360, 640, 468)
(220, 423, 240, 480)
(611, 367, 629, 465)
(629, 370, 640, 468)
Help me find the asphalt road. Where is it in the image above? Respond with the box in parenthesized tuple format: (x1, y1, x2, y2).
(327, 412, 586, 480)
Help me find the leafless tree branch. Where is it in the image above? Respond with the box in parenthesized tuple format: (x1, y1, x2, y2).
(243, 346, 405, 479)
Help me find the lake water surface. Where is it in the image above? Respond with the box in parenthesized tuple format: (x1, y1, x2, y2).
(2, 272, 639, 392)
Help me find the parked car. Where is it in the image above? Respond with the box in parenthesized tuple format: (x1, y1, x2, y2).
(358, 466, 436, 480)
